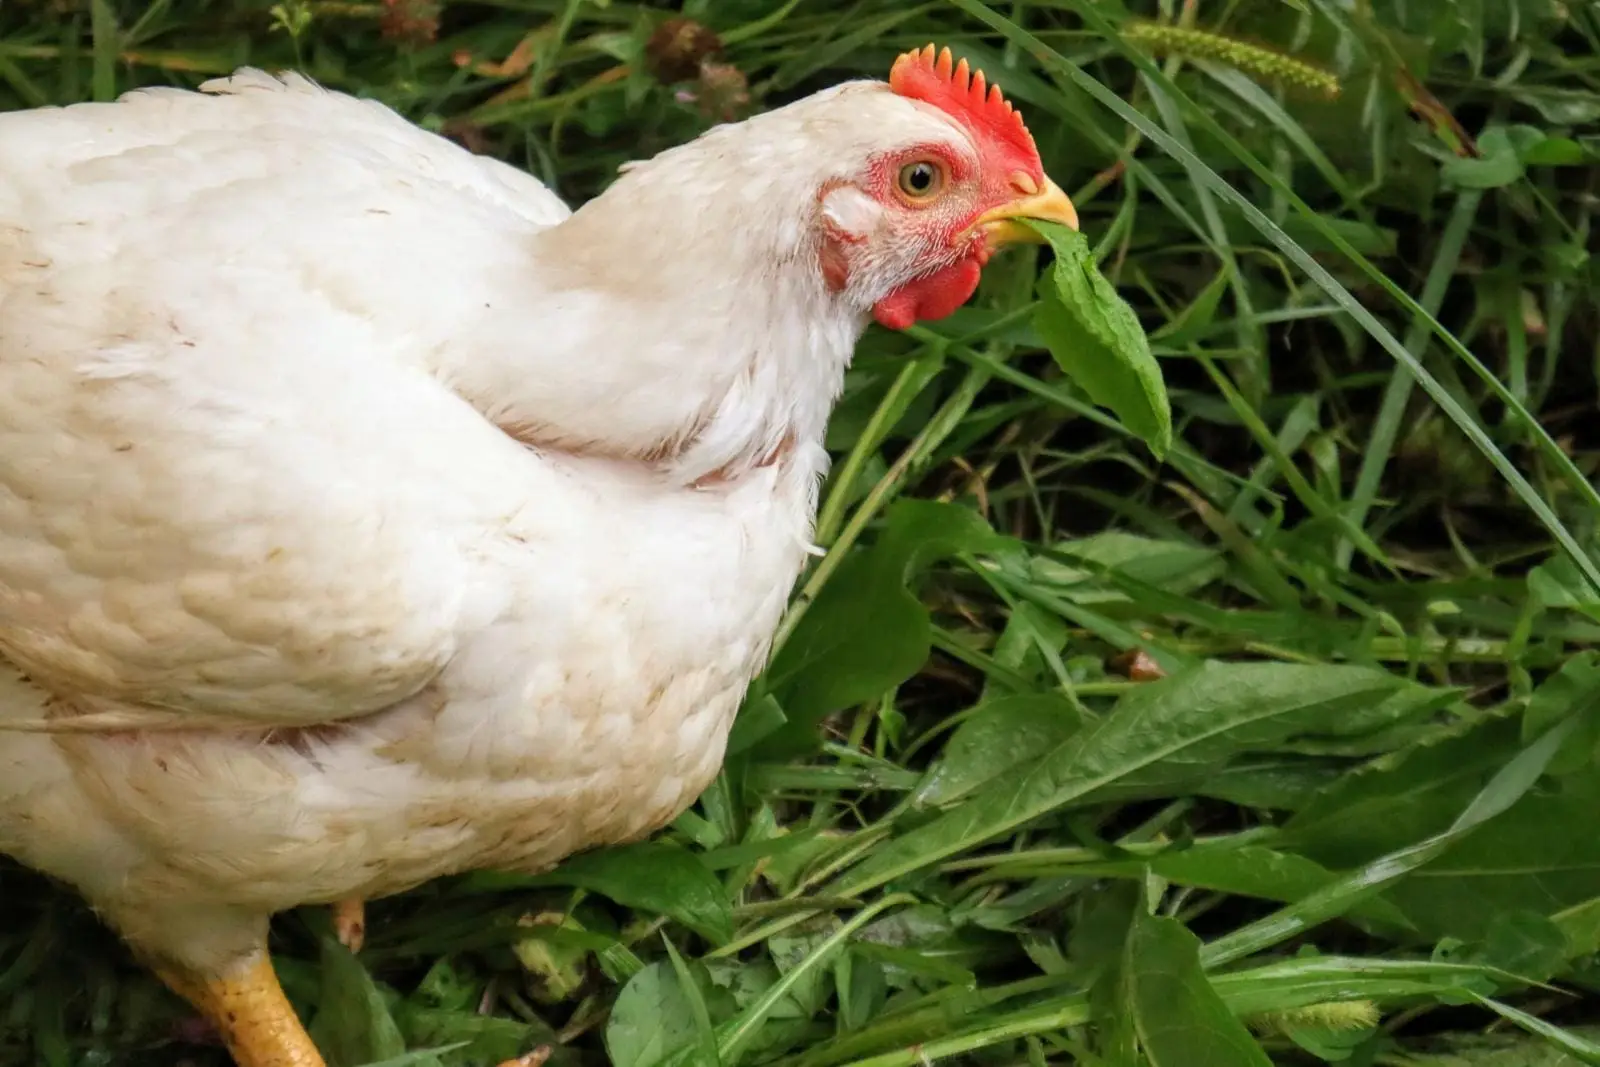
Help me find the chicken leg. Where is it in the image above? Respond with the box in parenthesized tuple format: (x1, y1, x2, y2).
(158, 938, 549, 1067)
(157, 952, 324, 1067)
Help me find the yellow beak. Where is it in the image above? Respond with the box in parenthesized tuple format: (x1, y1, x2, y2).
(968, 175, 1080, 248)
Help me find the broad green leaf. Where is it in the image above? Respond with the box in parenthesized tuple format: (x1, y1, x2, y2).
(397, 1006, 560, 1067)
(1524, 652, 1600, 738)
(980, 599, 1073, 700)
(725, 693, 787, 757)
(530, 842, 731, 944)
(1204, 715, 1583, 968)
(762, 500, 1002, 748)
(1024, 218, 1172, 458)
(835, 661, 1408, 895)
(910, 694, 1083, 809)
(396, 958, 572, 1065)
(409, 958, 478, 1014)
(834, 951, 888, 1033)
(1197, 759, 1346, 810)
(1030, 530, 1225, 604)
(709, 897, 908, 1065)
(1384, 770, 1600, 943)
(1529, 551, 1600, 619)
(310, 938, 416, 1067)
(1080, 884, 1140, 1065)
(1555, 895, 1600, 957)
(1124, 910, 1274, 1067)
(1522, 653, 1600, 775)
(1441, 127, 1527, 188)
(1520, 136, 1589, 166)
(662, 939, 721, 1067)
(1456, 911, 1572, 982)
(605, 962, 702, 1067)
(1285, 714, 1524, 868)
(853, 903, 1006, 985)
(1061, 843, 1412, 932)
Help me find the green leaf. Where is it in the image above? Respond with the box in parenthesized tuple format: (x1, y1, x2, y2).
(1123, 910, 1274, 1067)
(834, 951, 888, 1033)
(763, 500, 1002, 748)
(605, 962, 702, 1067)
(310, 938, 418, 1067)
(1384, 770, 1600, 944)
(710, 897, 910, 1065)
(662, 939, 721, 1067)
(1520, 136, 1589, 166)
(725, 693, 787, 757)
(835, 661, 1408, 896)
(1458, 911, 1572, 982)
(1442, 129, 1527, 189)
(1197, 760, 1347, 810)
(1203, 714, 1583, 968)
(1080, 884, 1140, 1064)
(1062, 843, 1412, 932)
(1522, 653, 1600, 775)
(1555, 894, 1600, 957)
(529, 842, 731, 944)
(910, 694, 1083, 809)
(397, 1005, 557, 1067)
(1529, 551, 1600, 619)
(1024, 218, 1172, 458)
(1034, 530, 1225, 605)
(1284, 714, 1524, 868)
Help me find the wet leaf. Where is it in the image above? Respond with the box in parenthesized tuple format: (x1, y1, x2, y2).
(910, 694, 1083, 809)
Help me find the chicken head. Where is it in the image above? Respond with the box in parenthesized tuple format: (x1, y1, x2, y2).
(816, 44, 1079, 330)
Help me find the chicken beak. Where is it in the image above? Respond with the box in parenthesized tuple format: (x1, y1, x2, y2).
(969, 175, 1080, 249)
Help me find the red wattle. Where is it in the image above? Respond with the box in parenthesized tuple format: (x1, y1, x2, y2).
(872, 257, 983, 330)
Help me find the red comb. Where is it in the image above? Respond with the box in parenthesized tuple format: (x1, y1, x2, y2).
(888, 44, 1039, 172)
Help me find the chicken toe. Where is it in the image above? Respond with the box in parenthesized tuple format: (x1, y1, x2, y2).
(157, 952, 324, 1067)
(332, 898, 366, 954)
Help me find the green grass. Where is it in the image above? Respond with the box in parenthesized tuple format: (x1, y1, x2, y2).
(3, 0, 1600, 1064)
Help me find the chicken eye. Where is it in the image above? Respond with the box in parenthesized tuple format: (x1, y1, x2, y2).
(896, 160, 945, 201)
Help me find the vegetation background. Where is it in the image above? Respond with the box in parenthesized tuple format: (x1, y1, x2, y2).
(2, 0, 1599, 1064)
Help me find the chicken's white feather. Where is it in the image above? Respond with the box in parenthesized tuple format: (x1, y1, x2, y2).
(0, 67, 981, 972)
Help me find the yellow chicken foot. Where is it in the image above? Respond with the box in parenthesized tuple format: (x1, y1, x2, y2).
(332, 897, 366, 953)
(157, 953, 325, 1067)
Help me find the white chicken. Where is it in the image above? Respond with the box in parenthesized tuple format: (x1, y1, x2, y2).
(0, 44, 1077, 1067)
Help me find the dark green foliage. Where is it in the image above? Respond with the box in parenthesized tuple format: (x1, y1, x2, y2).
(3, 0, 1600, 1064)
